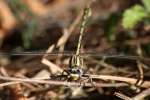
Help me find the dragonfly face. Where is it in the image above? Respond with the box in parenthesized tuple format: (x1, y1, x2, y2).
(63, 67, 84, 81)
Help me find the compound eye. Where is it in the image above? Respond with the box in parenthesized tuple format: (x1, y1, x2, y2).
(76, 69, 82, 74)
(77, 69, 80, 73)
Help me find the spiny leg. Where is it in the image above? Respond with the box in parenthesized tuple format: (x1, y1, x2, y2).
(78, 75, 96, 88)
(61, 70, 70, 81)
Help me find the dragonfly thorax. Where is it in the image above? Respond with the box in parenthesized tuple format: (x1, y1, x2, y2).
(69, 55, 84, 68)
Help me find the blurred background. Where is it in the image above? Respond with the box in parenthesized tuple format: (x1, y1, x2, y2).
(0, 0, 150, 100)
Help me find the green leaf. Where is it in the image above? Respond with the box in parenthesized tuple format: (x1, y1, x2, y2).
(122, 5, 148, 29)
(142, 0, 150, 12)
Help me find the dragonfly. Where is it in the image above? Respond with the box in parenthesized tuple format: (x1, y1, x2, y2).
(0, 2, 150, 82)
(59, 3, 92, 81)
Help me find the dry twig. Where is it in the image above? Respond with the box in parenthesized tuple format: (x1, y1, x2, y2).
(0, 75, 127, 87)
(114, 92, 132, 100)
(114, 88, 150, 100)
(0, 74, 149, 88)
(132, 88, 150, 100)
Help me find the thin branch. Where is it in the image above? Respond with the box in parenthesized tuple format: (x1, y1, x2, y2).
(0, 75, 149, 88)
(132, 88, 150, 100)
(0, 75, 127, 87)
(135, 45, 144, 87)
(114, 88, 150, 100)
(85, 74, 150, 88)
(56, 10, 83, 47)
(90, 75, 150, 88)
(0, 81, 21, 87)
(114, 92, 132, 100)
(135, 60, 144, 87)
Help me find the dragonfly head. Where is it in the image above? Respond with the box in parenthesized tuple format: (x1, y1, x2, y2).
(66, 67, 83, 81)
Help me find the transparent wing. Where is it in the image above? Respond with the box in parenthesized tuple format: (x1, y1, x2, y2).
(0, 51, 150, 61)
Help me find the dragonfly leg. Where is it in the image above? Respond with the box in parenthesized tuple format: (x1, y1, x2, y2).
(89, 78, 96, 88)
(60, 70, 69, 80)
(81, 75, 96, 88)
(62, 70, 69, 75)
(78, 75, 93, 87)
(78, 77, 85, 87)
